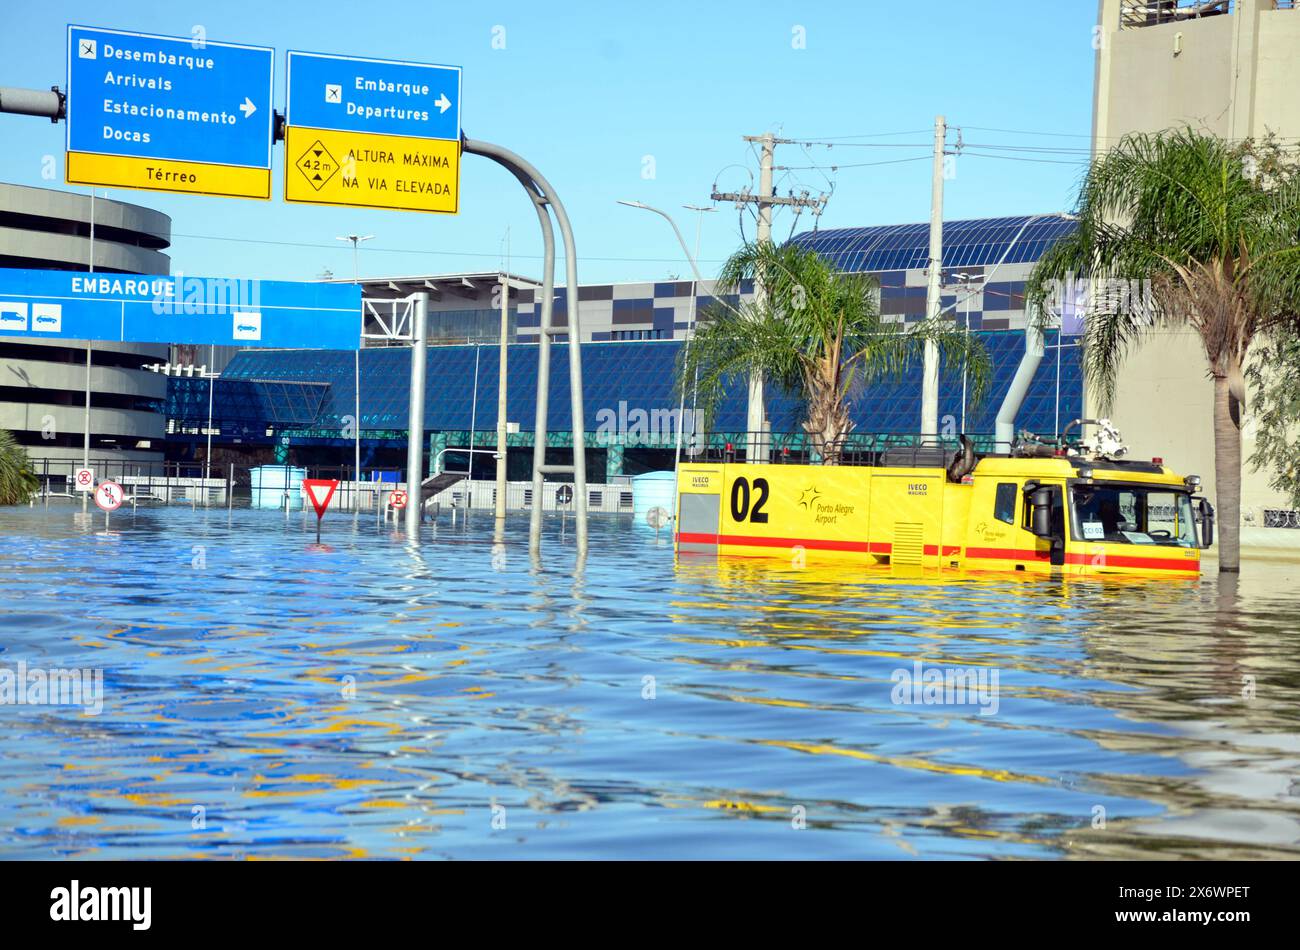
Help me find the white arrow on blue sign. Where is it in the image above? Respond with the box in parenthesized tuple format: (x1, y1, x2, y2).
(0, 269, 361, 350)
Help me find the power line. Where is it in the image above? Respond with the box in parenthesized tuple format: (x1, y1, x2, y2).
(960, 151, 1090, 166)
(792, 128, 931, 140)
(776, 155, 931, 171)
(157, 230, 732, 265)
(962, 124, 1096, 139)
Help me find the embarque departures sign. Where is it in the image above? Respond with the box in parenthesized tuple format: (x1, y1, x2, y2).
(65, 25, 275, 199)
(284, 51, 461, 213)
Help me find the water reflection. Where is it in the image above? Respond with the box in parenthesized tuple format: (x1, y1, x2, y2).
(0, 503, 1297, 859)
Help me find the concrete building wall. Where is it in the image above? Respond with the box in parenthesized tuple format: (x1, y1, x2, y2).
(1255, 9, 1300, 138)
(1091, 0, 1300, 537)
(0, 183, 172, 464)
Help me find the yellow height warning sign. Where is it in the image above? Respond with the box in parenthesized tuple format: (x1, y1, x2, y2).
(283, 126, 459, 214)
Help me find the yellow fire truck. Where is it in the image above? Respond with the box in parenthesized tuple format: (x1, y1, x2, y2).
(674, 421, 1214, 577)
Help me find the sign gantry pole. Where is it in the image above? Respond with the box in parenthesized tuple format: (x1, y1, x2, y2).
(404, 293, 428, 538)
(463, 137, 587, 557)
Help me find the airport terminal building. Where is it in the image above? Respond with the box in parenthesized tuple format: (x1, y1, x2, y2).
(0, 182, 171, 464)
(162, 214, 1085, 483)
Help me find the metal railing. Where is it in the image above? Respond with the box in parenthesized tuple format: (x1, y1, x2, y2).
(680, 431, 986, 467)
(1120, 0, 1234, 29)
(22, 456, 637, 517)
(423, 478, 635, 515)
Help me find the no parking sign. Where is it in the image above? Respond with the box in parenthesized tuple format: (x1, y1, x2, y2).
(94, 481, 122, 512)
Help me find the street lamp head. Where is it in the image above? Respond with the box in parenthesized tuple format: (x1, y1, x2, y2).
(617, 199, 649, 210)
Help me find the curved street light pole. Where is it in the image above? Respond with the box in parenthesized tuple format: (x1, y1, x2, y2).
(616, 200, 715, 478)
(464, 137, 586, 556)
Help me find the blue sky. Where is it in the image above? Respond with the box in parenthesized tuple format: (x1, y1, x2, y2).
(1, 1, 1100, 284)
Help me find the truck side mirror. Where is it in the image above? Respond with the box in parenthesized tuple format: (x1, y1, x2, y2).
(1029, 487, 1054, 538)
(1197, 497, 1215, 549)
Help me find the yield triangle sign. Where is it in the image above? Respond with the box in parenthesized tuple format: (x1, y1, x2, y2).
(302, 478, 338, 518)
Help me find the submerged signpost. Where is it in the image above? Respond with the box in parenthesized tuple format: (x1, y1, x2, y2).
(302, 479, 339, 543)
(94, 479, 122, 529)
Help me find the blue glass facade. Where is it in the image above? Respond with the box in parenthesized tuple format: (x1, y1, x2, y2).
(169, 333, 1081, 443)
(791, 215, 1079, 272)
(163, 214, 1084, 454)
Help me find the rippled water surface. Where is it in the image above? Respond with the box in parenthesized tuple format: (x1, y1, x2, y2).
(1, 503, 1299, 860)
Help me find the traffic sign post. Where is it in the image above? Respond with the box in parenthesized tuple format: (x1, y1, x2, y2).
(302, 478, 339, 542)
(284, 51, 461, 214)
(94, 479, 122, 527)
(0, 269, 361, 349)
(74, 467, 94, 492)
(66, 26, 274, 199)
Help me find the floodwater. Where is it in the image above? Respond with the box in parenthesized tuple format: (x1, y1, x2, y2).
(1, 502, 1298, 860)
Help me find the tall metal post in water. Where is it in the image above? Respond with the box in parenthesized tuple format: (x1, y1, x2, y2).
(405, 292, 428, 537)
(495, 230, 510, 526)
(462, 137, 586, 556)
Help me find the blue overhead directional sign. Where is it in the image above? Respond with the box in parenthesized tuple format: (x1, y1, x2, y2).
(286, 51, 461, 141)
(66, 25, 275, 199)
(0, 270, 361, 350)
(284, 51, 461, 213)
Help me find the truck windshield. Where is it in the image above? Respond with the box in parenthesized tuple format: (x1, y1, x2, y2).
(1070, 484, 1198, 547)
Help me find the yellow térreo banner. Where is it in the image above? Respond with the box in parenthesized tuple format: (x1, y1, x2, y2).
(66, 152, 271, 200)
(283, 126, 459, 214)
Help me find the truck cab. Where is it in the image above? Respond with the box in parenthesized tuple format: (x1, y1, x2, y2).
(962, 456, 1210, 575)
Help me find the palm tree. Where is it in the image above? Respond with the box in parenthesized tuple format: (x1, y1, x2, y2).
(680, 241, 990, 464)
(0, 429, 39, 505)
(1026, 128, 1300, 572)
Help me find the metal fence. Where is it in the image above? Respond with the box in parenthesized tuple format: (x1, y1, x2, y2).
(682, 431, 977, 467)
(1120, 1, 1234, 29)
(24, 456, 637, 517)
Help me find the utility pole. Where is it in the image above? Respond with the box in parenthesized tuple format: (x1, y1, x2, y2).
(713, 133, 824, 464)
(920, 115, 947, 442)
